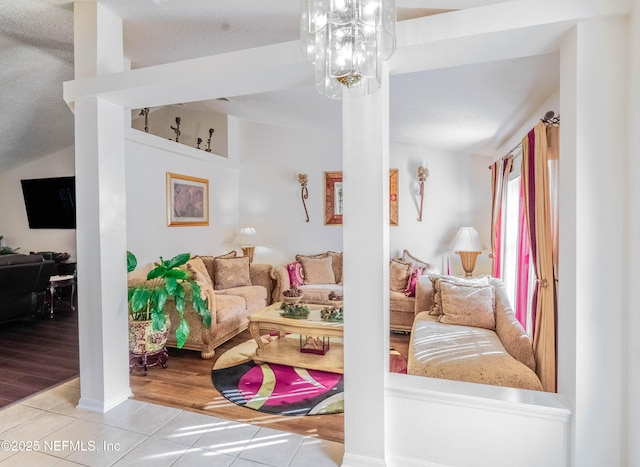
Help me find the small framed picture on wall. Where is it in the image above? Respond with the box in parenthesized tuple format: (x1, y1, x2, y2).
(166, 172, 209, 226)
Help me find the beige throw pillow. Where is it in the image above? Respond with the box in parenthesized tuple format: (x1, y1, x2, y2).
(327, 251, 343, 284)
(213, 256, 252, 290)
(429, 274, 490, 316)
(198, 251, 237, 284)
(186, 257, 213, 287)
(390, 259, 412, 292)
(300, 256, 336, 285)
(438, 281, 495, 330)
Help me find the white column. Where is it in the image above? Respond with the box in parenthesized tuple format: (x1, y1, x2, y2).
(559, 17, 627, 466)
(73, 2, 130, 412)
(342, 76, 390, 466)
(626, 1, 640, 465)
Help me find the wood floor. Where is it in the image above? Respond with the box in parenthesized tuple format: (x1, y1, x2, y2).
(0, 293, 79, 408)
(130, 330, 411, 445)
(0, 292, 410, 445)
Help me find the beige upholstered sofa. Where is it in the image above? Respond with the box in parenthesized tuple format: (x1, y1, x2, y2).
(270, 251, 343, 305)
(389, 250, 440, 332)
(407, 275, 542, 390)
(129, 252, 273, 359)
(271, 249, 440, 332)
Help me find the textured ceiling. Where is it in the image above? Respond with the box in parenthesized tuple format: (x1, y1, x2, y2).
(0, 0, 558, 171)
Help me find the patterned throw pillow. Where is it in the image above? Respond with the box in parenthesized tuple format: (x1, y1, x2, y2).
(429, 274, 490, 316)
(197, 251, 237, 284)
(404, 267, 425, 297)
(299, 256, 336, 285)
(390, 259, 412, 292)
(437, 281, 495, 330)
(286, 261, 304, 287)
(213, 256, 252, 290)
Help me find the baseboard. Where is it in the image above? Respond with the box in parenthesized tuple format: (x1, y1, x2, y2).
(341, 453, 387, 467)
(386, 454, 450, 467)
(77, 387, 133, 413)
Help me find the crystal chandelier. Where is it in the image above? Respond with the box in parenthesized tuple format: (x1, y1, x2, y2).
(301, 0, 396, 99)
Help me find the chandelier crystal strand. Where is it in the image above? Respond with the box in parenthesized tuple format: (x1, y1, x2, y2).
(301, 0, 396, 99)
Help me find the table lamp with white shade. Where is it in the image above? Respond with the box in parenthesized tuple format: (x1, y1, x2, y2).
(234, 227, 257, 263)
(449, 227, 485, 277)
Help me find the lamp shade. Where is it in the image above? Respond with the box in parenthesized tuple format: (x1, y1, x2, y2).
(233, 227, 257, 246)
(449, 227, 483, 252)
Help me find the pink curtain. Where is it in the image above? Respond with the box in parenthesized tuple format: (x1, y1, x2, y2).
(490, 156, 514, 278)
(521, 121, 559, 392)
(515, 180, 531, 328)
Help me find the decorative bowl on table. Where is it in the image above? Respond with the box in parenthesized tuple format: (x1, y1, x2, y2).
(282, 295, 303, 305)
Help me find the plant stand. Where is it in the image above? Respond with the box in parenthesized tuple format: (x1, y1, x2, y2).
(129, 347, 168, 376)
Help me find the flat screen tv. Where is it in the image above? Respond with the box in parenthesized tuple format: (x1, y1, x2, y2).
(21, 176, 76, 229)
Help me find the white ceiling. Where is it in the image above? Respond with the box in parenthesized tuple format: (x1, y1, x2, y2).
(0, 0, 558, 171)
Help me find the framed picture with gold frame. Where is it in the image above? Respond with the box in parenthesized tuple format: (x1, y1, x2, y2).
(166, 172, 209, 226)
(324, 169, 399, 226)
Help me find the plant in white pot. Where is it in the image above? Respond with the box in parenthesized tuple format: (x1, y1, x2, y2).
(127, 251, 211, 366)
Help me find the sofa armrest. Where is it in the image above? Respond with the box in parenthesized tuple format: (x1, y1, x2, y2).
(491, 278, 537, 372)
(250, 263, 274, 305)
(413, 275, 435, 315)
(270, 265, 290, 303)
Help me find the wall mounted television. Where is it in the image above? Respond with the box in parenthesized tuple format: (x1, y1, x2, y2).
(21, 176, 76, 229)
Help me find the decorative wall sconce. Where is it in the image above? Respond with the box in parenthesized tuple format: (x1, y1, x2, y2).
(139, 108, 149, 133)
(205, 128, 214, 152)
(298, 173, 310, 222)
(417, 164, 429, 221)
(170, 117, 181, 142)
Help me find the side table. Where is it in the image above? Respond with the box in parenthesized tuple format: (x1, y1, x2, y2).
(48, 274, 76, 319)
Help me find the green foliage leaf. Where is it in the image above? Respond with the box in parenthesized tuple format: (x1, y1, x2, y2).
(127, 251, 137, 273)
(147, 264, 168, 280)
(151, 310, 166, 332)
(164, 269, 189, 280)
(153, 288, 168, 314)
(165, 276, 178, 295)
(175, 318, 189, 348)
(130, 288, 151, 312)
(166, 253, 191, 269)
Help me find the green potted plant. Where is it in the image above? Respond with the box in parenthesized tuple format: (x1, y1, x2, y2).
(127, 251, 211, 353)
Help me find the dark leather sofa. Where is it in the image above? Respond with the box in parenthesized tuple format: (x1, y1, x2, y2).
(0, 254, 55, 324)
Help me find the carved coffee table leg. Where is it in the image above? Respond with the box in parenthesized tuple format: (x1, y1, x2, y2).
(249, 321, 264, 355)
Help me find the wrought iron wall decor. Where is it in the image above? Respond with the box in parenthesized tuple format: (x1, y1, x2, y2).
(170, 117, 181, 142)
(298, 173, 310, 222)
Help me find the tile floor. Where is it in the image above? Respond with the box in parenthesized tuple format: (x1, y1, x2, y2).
(0, 378, 344, 466)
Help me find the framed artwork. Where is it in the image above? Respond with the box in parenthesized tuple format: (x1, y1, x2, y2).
(324, 169, 399, 226)
(166, 172, 209, 226)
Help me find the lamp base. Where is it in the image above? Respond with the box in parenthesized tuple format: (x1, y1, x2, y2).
(457, 251, 481, 277)
(241, 246, 255, 263)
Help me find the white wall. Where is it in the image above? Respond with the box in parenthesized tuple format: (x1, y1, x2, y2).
(0, 146, 76, 257)
(390, 143, 492, 274)
(235, 120, 343, 265)
(124, 129, 239, 267)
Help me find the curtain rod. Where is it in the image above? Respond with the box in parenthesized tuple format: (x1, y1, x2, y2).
(492, 110, 560, 166)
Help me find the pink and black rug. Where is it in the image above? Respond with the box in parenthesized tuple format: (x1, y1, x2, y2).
(212, 361, 344, 416)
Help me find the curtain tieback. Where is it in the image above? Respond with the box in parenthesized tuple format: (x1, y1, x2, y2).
(536, 278, 549, 287)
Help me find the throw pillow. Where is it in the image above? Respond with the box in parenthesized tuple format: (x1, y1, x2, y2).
(404, 267, 425, 297)
(438, 281, 495, 330)
(390, 259, 412, 292)
(213, 256, 252, 290)
(327, 251, 343, 284)
(402, 249, 430, 271)
(198, 251, 237, 284)
(430, 274, 490, 316)
(286, 261, 304, 287)
(299, 256, 336, 285)
(186, 257, 213, 287)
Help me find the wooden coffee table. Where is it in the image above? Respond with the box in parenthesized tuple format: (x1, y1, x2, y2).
(248, 302, 344, 373)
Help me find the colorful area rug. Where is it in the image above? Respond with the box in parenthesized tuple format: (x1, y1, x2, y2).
(211, 335, 407, 416)
(212, 361, 344, 416)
